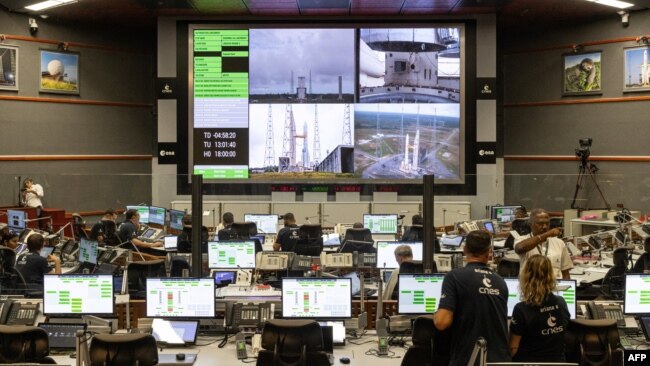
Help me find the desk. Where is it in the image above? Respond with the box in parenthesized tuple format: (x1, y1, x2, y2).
(50, 330, 406, 366)
(571, 218, 619, 236)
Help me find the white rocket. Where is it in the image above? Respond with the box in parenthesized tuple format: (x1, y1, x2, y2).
(413, 130, 420, 170)
(403, 134, 410, 169)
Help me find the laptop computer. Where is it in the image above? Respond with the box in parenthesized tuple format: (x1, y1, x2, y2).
(640, 316, 650, 341)
(152, 319, 199, 346)
(164, 236, 178, 251)
(38, 323, 86, 350)
(440, 235, 464, 251)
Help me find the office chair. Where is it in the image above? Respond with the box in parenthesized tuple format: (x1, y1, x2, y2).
(601, 248, 629, 300)
(89, 333, 158, 366)
(232, 222, 259, 238)
(125, 260, 166, 298)
(631, 238, 650, 274)
(549, 217, 564, 230)
(102, 220, 120, 246)
(511, 219, 531, 236)
(73, 214, 89, 240)
(294, 224, 324, 256)
(257, 319, 330, 366)
(0, 247, 27, 296)
(169, 255, 191, 277)
(565, 319, 623, 366)
(385, 261, 429, 300)
(343, 228, 373, 245)
(401, 225, 423, 242)
(0, 325, 56, 364)
(497, 258, 520, 277)
(401, 316, 451, 366)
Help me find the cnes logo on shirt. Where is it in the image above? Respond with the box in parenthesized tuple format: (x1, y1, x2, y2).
(542, 314, 563, 335)
(479, 276, 500, 295)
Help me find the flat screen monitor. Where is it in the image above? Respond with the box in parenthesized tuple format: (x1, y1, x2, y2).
(322, 233, 341, 247)
(490, 205, 522, 223)
(397, 273, 444, 314)
(151, 319, 199, 345)
(7, 209, 26, 230)
(282, 278, 352, 319)
(243, 214, 278, 235)
(43, 275, 114, 315)
(484, 221, 495, 233)
(555, 279, 577, 320)
(207, 241, 256, 269)
(363, 214, 398, 234)
(504, 278, 520, 317)
(213, 271, 236, 287)
(149, 206, 166, 226)
(376, 241, 423, 269)
(164, 236, 178, 251)
(146, 278, 215, 318)
(624, 274, 650, 315)
(126, 205, 150, 224)
(40, 246, 54, 258)
(440, 235, 465, 247)
(78, 238, 98, 264)
(37, 323, 86, 349)
(169, 209, 185, 231)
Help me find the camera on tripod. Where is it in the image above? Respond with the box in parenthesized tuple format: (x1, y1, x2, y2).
(574, 138, 592, 163)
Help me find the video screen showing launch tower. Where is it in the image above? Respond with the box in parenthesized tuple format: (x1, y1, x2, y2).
(249, 29, 355, 103)
(249, 104, 354, 179)
(354, 104, 460, 180)
(359, 28, 460, 103)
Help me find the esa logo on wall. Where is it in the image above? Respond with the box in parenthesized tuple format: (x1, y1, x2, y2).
(157, 143, 177, 164)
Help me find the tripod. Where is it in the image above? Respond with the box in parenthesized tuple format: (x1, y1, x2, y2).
(571, 157, 611, 210)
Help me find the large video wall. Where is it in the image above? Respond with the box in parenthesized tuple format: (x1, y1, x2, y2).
(188, 25, 464, 184)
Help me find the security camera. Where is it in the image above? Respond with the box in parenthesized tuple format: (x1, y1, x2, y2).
(618, 10, 629, 27)
(29, 18, 38, 36)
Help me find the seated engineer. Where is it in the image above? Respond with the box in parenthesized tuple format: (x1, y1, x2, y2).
(510, 255, 570, 362)
(177, 214, 209, 253)
(274, 213, 299, 252)
(16, 234, 61, 292)
(118, 209, 163, 251)
(89, 209, 118, 244)
(632, 237, 650, 274)
(401, 214, 423, 241)
(217, 212, 236, 241)
(383, 244, 417, 300)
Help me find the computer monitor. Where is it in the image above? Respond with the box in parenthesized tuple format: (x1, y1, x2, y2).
(640, 316, 650, 341)
(376, 241, 423, 269)
(397, 274, 444, 314)
(40, 246, 54, 258)
(146, 278, 215, 318)
(555, 279, 577, 319)
(148, 206, 166, 226)
(207, 241, 256, 269)
(490, 205, 523, 223)
(6, 209, 26, 231)
(151, 319, 199, 345)
(624, 274, 650, 315)
(281, 278, 352, 319)
(363, 214, 398, 234)
(322, 233, 341, 247)
(37, 323, 86, 350)
(483, 221, 495, 233)
(440, 235, 465, 248)
(244, 214, 278, 235)
(504, 278, 521, 317)
(169, 209, 185, 231)
(78, 238, 98, 264)
(43, 274, 114, 315)
(213, 271, 236, 288)
(126, 205, 150, 224)
(164, 236, 178, 251)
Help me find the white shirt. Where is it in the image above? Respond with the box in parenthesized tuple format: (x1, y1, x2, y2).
(25, 184, 44, 208)
(515, 234, 573, 278)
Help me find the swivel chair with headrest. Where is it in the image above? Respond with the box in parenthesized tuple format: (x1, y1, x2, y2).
(72, 214, 89, 240)
(102, 220, 120, 246)
(126, 260, 166, 298)
(401, 315, 451, 366)
(294, 224, 324, 256)
(632, 238, 650, 274)
(0, 325, 55, 364)
(231, 222, 259, 238)
(0, 247, 27, 296)
(384, 261, 432, 300)
(169, 255, 191, 277)
(497, 258, 520, 277)
(601, 248, 629, 300)
(343, 228, 373, 245)
(401, 225, 423, 242)
(565, 319, 623, 366)
(89, 333, 158, 366)
(257, 319, 329, 366)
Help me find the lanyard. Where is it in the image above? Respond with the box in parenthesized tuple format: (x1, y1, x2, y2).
(536, 237, 549, 257)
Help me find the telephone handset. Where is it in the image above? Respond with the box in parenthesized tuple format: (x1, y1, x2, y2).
(587, 301, 625, 327)
(459, 221, 480, 233)
(0, 300, 39, 325)
(256, 252, 290, 270)
(228, 302, 273, 329)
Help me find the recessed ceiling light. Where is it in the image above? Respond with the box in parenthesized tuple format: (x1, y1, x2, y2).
(25, 0, 77, 12)
(586, 0, 634, 9)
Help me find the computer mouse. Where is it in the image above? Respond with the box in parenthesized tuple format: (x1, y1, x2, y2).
(339, 357, 350, 364)
(176, 353, 186, 361)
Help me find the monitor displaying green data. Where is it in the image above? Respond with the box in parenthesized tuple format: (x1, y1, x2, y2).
(398, 274, 444, 314)
(555, 279, 577, 319)
(146, 278, 215, 318)
(43, 275, 114, 315)
(504, 278, 521, 317)
(363, 214, 398, 234)
(149, 206, 166, 226)
(207, 241, 256, 269)
(78, 238, 98, 265)
(282, 278, 352, 319)
(624, 274, 650, 314)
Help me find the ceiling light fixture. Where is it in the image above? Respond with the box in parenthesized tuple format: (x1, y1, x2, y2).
(586, 0, 634, 9)
(25, 0, 77, 12)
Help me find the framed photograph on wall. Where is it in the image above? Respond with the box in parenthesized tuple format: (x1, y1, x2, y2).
(39, 49, 80, 95)
(0, 45, 19, 91)
(624, 45, 650, 92)
(563, 50, 602, 96)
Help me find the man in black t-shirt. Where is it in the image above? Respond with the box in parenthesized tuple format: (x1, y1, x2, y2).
(217, 212, 236, 241)
(274, 213, 299, 252)
(434, 230, 511, 366)
(118, 209, 162, 252)
(16, 233, 61, 293)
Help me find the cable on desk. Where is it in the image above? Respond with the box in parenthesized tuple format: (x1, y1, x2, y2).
(364, 348, 401, 359)
(347, 338, 376, 346)
(195, 336, 225, 346)
(241, 358, 257, 363)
